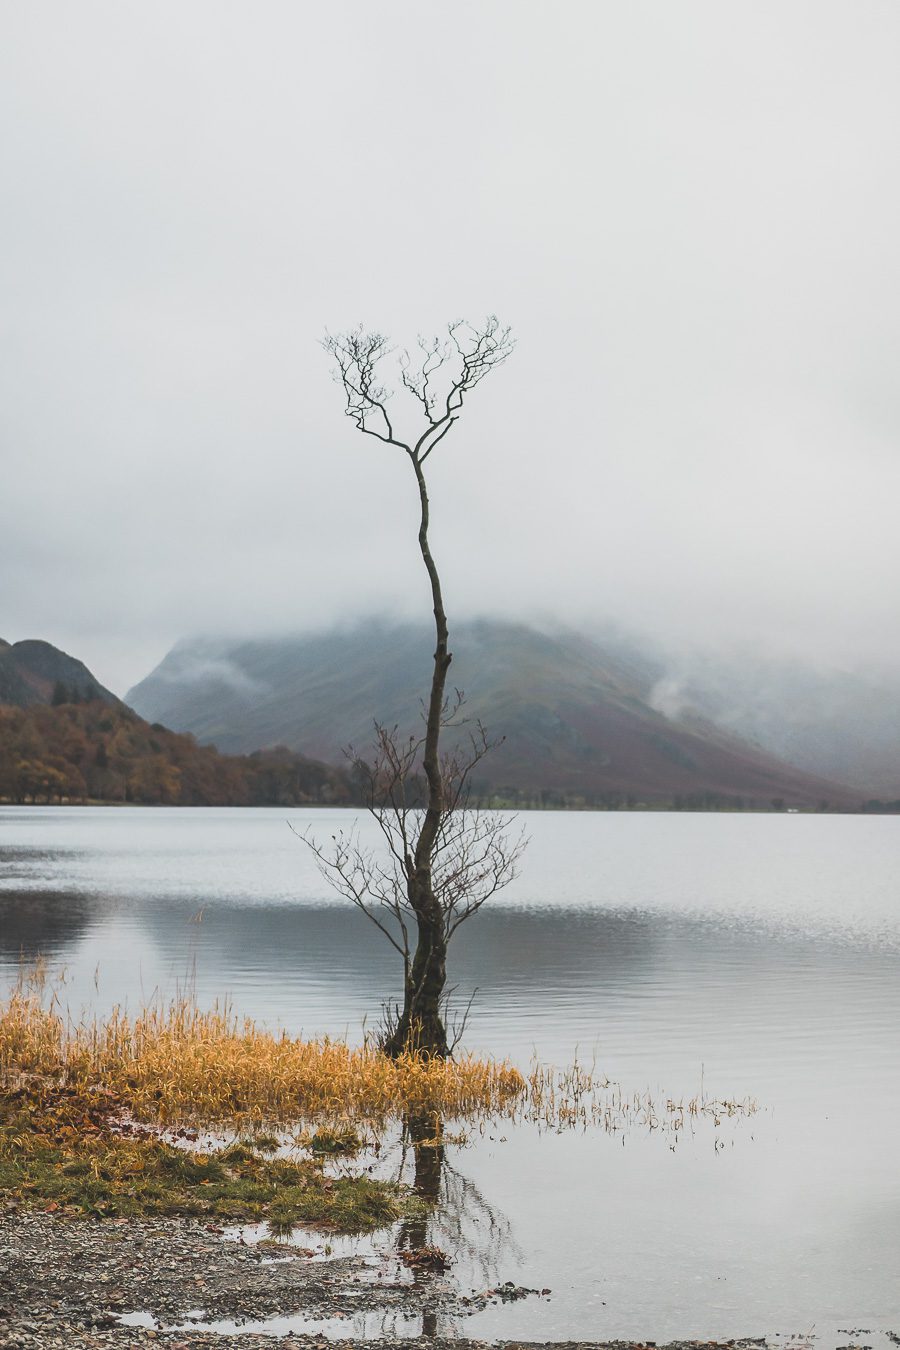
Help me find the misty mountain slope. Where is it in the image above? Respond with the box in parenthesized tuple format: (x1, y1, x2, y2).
(652, 656, 900, 797)
(127, 621, 856, 806)
(0, 640, 119, 709)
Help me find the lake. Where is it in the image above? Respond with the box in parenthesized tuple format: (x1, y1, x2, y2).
(1, 806, 899, 1346)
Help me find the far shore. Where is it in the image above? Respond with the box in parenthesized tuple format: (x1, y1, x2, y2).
(1, 797, 889, 814)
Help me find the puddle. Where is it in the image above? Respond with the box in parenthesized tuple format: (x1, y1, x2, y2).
(118, 1309, 447, 1338)
(116, 1311, 900, 1348)
(221, 1221, 394, 1263)
(117, 1312, 156, 1330)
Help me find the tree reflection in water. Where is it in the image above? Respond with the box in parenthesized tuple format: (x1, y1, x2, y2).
(395, 1111, 522, 1336)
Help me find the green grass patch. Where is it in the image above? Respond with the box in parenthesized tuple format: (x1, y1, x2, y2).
(0, 1088, 404, 1231)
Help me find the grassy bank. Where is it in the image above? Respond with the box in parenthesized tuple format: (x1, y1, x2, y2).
(0, 973, 523, 1229)
(0, 1083, 403, 1228)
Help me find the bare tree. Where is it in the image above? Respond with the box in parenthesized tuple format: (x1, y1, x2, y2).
(306, 318, 524, 1058)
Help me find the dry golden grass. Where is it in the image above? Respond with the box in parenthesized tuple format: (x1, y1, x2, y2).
(0, 966, 756, 1141)
(0, 972, 525, 1131)
(0, 967, 437, 1226)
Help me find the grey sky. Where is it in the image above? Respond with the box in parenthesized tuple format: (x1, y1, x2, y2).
(2, 1, 899, 694)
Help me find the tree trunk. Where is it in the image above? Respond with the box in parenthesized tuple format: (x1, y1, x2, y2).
(384, 452, 451, 1059)
(384, 906, 449, 1057)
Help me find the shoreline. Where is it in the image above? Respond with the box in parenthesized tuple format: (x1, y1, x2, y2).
(0, 1210, 772, 1350)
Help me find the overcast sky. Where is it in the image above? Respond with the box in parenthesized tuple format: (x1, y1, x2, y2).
(2, 1, 900, 694)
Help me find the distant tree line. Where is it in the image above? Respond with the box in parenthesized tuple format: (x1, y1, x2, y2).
(478, 786, 869, 813)
(0, 699, 354, 806)
(484, 785, 755, 811)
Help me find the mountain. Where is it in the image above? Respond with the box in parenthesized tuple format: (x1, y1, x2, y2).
(648, 654, 900, 798)
(0, 638, 353, 806)
(0, 639, 119, 709)
(126, 621, 858, 808)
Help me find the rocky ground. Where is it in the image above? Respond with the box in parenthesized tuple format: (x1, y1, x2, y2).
(0, 1208, 839, 1350)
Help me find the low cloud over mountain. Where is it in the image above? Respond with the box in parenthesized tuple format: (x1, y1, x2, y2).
(127, 620, 860, 809)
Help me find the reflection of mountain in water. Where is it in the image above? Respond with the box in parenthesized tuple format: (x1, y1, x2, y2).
(110, 901, 675, 1037)
(0, 891, 102, 959)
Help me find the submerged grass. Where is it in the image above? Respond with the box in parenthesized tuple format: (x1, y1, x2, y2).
(526, 1060, 757, 1136)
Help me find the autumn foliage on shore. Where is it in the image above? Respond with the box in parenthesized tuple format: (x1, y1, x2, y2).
(0, 699, 353, 807)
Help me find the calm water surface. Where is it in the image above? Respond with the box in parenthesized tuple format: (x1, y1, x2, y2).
(1, 806, 899, 1345)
